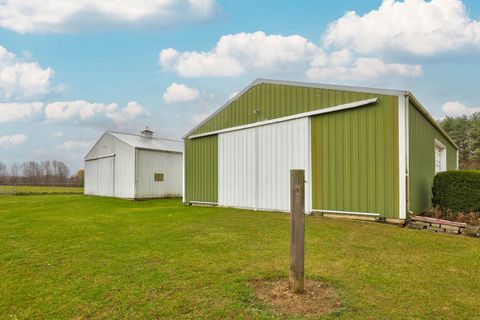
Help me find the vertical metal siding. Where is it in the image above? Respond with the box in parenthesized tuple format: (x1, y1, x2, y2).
(311, 95, 399, 218)
(184, 135, 218, 203)
(217, 118, 311, 212)
(185, 83, 399, 210)
(192, 83, 368, 136)
(97, 156, 114, 196)
(257, 118, 311, 212)
(84, 160, 98, 195)
(218, 128, 257, 208)
(409, 103, 457, 213)
(136, 149, 183, 198)
(84, 133, 136, 198)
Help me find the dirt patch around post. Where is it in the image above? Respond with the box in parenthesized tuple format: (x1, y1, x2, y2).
(249, 278, 342, 317)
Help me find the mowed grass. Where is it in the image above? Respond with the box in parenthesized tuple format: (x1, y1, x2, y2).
(0, 185, 83, 195)
(1, 196, 479, 319)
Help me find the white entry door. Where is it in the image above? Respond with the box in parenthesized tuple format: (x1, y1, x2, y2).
(218, 117, 311, 212)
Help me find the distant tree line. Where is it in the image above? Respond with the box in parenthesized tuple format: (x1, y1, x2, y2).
(439, 113, 480, 170)
(0, 160, 84, 186)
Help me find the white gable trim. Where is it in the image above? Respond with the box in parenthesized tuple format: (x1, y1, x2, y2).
(189, 97, 378, 139)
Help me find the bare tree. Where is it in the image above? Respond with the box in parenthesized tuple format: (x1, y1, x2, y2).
(0, 161, 7, 184)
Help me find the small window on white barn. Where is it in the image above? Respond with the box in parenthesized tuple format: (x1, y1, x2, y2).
(434, 140, 446, 174)
(154, 173, 164, 182)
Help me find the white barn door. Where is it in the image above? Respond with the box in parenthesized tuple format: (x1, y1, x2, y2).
(257, 118, 310, 212)
(218, 128, 257, 209)
(218, 117, 311, 213)
(84, 160, 98, 195)
(97, 156, 115, 196)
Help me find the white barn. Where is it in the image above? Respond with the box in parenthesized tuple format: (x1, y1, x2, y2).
(84, 129, 183, 199)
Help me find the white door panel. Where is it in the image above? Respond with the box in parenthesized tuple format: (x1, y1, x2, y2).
(218, 117, 311, 212)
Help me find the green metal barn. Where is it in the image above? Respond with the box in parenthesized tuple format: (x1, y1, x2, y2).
(183, 79, 458, 221)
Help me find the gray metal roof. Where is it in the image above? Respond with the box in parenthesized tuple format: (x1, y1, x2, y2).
(108, 132, 183, 153)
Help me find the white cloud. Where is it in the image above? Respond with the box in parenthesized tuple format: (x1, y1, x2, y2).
(56, 139, 95, 150)
(306, 54, 422, 81)
(163, 83, 200, 104)
(44, 100, 149, 124)
(159, 31, 421, 80)
(44, 100, 117, 121)
(0, 102, 43, 123)
(106, 101, 148, 125)
(0, 134, 27, 147)
(159, 31, 321, 77)
(0, 46, 54, 99)
(0, 0, 217, 33)
(51, 131, 63, 138)
(228, 91, 239, 100)
(442, 101, 480, 117)
(323, 0, 480, 56)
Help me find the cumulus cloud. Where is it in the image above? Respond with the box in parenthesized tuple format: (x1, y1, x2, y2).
(323, 0, 480, 56)
(56, 139, 95, 150)
(163, 83, 200, 104)
(0, 102, 43, 123)
(0, 46, 55, 99)
(0, 134, 27, 147)
(307, 53, 422, 81)
(159, 31, 321, 77)
(442, 101, 480, 117)
(51, 131, 63, 138)
(44, 100, 149, 124)
(106, 101, 148, 125)
(159, 31, 421, 80)
(0, 0, 217, 33)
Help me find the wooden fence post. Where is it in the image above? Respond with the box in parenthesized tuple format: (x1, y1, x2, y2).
(290, 169, 304, 293)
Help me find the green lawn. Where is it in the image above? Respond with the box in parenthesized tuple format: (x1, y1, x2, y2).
(1, 195, 479, 319)
(0, 185, 83, 195)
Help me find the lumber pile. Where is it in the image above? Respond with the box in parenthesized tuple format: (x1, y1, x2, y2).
(406, 216, 467, 235)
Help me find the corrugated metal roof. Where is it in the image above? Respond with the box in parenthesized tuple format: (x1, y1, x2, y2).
(108, 132, 183, 153)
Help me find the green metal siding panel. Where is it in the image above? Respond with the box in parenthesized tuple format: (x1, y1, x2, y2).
(191, 83, 374, 136)
(409, 103, 457, 214)
(184, 135, 218, 203)
(311, 95, 399, 218)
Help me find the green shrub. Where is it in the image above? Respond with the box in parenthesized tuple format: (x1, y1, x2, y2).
(432, 170, 480, 212)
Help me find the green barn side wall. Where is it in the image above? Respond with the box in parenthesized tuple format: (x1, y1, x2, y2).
(185, 82, 402, 216)
(191, 83, 385, 136)
(184, 135, 218, 203)
(408, 102, 457, 214)
(311, 95, 399, 218)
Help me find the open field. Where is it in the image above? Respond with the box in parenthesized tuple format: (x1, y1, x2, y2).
(1, 195, 479, 319)
(0, 185, 83, 195)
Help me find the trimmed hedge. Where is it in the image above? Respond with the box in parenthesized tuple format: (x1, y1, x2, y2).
(432, 170, 480, 212)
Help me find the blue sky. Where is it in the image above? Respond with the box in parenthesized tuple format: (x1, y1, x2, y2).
(1, 0, 480, 172)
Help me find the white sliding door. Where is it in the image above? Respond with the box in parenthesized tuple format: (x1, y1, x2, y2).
(218, 117, 311, 213)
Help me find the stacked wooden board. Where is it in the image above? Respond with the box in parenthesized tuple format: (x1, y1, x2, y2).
(406, 216, 467, 234)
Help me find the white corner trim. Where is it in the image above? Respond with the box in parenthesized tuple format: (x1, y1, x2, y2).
(182, 151, 186, 203)
(398, 95, 407, 220)
(456, 149, 459, 170)
(189, 97, 378, 139)
(312, 209, 380, 217)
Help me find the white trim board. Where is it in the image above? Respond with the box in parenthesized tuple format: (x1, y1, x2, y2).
(398, 95, 407, 220)
(312, 209, 380, 217)
(189, 97, 378, 139)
